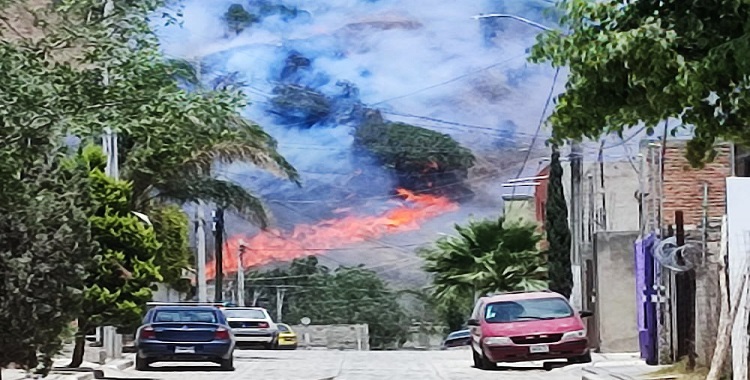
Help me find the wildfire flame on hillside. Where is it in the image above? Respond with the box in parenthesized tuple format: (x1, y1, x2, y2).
(206, 188, 458, 279)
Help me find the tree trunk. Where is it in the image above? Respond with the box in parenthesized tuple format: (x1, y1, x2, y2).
(68, 318, 88, 368)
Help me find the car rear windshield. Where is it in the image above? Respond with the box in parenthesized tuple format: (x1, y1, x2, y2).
(153, 310, 217, 323)
(484, 298, 573, 323)
(278, 324, 290, 332)
(223, 309, 267, 319)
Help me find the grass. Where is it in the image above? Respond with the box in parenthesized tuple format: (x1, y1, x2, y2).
(648, 359, 712, 380)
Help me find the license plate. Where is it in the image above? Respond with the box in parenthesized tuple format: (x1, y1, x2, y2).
(529, 344, 550, 354)
(175, 346, 195, 354)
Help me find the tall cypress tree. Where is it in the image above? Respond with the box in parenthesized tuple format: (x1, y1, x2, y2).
(545, 146, 573, 298)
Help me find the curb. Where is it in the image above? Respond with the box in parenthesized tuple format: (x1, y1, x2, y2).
(107, 358, 134, 371)
(583, 367, 636, 380)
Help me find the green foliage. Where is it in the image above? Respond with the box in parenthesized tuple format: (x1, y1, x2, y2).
(150, 205, 192, 293)
(41, 0, 297, 226)
(355, 120, 475, 195)
(77, 146, 162, 331)
(224, 4, 258, 35)
(544, 148, 572, 298)
(270, 84, 333, 127)
(421, 217, 548, 329)
(0, 26, 96, 374)
(530, 0, 750, 166)
(246, 256, 409, 349)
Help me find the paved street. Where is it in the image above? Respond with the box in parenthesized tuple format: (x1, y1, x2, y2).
(111, 348, 602, 380)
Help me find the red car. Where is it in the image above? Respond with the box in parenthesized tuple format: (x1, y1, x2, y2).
(468, 291, 593, 369)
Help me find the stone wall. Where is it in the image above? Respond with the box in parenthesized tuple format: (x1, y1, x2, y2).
(291, 324, 369, 350)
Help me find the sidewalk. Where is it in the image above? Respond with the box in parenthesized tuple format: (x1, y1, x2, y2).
(582, 353, 672, 380)
(1, 355, 134, 380)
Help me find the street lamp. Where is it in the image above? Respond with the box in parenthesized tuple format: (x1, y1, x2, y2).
(472, 13, 555, 32)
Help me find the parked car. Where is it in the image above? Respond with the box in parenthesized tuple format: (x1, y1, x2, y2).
(441, 329, 471, 349)
(222, 307, 279, 349)
(468, 291, 592, 370)
(275, 323, 298, 350)
(134, 305, 235, 371)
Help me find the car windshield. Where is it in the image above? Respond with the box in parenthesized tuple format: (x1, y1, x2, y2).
(278, 324, 290, 332)
(153, 310, 217, 323)
(223, 309, 267, 319)
(484, 298, 573, 323)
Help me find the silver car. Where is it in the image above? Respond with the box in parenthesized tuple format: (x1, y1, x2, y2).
(222, 307, 279, 349)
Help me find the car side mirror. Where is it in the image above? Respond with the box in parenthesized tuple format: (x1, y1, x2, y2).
(467, 319, 480, 326)
(579, 311, 594, 318)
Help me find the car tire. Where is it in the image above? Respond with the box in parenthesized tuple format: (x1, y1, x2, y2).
(472, 348, 482, 368)
(135, 356, 149, 371)
(569, 351, 593, 364)
(220, 355, 235, 371)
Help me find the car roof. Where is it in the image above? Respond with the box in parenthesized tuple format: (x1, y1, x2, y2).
(480, 291, 565, 303)
(223, 307, 268, 311)
(151, 306, 220, 311)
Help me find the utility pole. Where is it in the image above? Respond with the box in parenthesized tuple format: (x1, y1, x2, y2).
(569, 142, 583, 309)
(276, 287, 286, 322)
(213, 208, 225, 302)
(196, 205, 207, 302)
(237, 240, 246, 307)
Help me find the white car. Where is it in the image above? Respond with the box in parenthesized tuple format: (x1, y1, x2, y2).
(222, 307, 279, 349)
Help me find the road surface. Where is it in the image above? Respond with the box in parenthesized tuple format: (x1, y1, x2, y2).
(114, 348, 597, 380)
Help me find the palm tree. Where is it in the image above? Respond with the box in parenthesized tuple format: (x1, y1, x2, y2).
(421, 217, 547, 329)
(102, 58, 300, 227)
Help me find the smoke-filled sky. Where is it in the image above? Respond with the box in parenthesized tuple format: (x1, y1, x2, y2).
(154, 0, 570, 234)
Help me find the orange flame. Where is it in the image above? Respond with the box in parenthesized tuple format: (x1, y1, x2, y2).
(206, 188, 458, 279)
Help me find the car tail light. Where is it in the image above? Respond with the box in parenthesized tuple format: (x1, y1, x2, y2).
(258, 322, 269, 328)
(139, 326, 155, 340)
(215, 327, 230, 340)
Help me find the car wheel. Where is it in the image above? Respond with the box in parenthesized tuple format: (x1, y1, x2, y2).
(135, 356, 149, 371)
(220, 355, 235, 371)
(569, 351, 593, 364)
(472, 348, 482, 368)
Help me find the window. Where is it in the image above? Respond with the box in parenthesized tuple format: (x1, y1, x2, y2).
(484, 298, 573, 323)
(222, 309, 268, 320)
(153, 310, 217, 323)
(278, 324, 290, 332)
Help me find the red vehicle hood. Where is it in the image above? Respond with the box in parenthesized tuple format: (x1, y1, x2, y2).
(482, 317, 583, 337)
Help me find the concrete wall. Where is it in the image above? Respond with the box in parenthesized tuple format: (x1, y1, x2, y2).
(595, 231, 640, 353)
(291, 324, 369, 350)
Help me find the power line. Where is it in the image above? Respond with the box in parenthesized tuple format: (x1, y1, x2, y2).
(513, 66, 560, 180)
(371, 53, 530, 105)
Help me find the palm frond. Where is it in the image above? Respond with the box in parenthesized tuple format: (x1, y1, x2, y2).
(182, 116, 300, 184)
(155, 176, 269, 227)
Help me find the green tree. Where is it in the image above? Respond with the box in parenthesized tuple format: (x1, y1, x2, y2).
(224, 4, 258, 35)
(529, 0, 750, 166)
(0, 25, 96, 376)
(69, 147, 163, 368)
(246, 257, 409, 349)
(545, 147, 573, 298)
(421, 217, 547, 330)
(150, 205, 193, 294)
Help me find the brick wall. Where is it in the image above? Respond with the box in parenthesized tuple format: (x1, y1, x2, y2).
(662, 143, 731, 227)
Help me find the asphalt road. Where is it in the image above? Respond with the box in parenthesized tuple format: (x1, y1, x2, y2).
(113, 348, 594, 380)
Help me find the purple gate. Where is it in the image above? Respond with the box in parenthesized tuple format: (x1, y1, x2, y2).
(635, 234, 658, 365)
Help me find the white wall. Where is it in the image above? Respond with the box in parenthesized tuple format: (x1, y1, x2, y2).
(726, 177, 750, 380)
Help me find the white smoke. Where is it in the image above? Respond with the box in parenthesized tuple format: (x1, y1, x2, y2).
(154, 0, 561, 213)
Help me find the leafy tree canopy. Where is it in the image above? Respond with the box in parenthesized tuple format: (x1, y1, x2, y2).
(421, 217, 547, 330)
(150, 205, 193, 294)
(530, 0, 750, 165)
(224, 4, 258, 35)
(0, 23, 96, 375)
(75, 146, 162, 332)
(245, 256, 409, 349)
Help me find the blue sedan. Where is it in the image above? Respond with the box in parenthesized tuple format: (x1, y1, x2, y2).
(134, 306, 235, 371)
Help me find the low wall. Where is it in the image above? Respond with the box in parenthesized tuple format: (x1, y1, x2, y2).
(291, 324, 369, 350)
